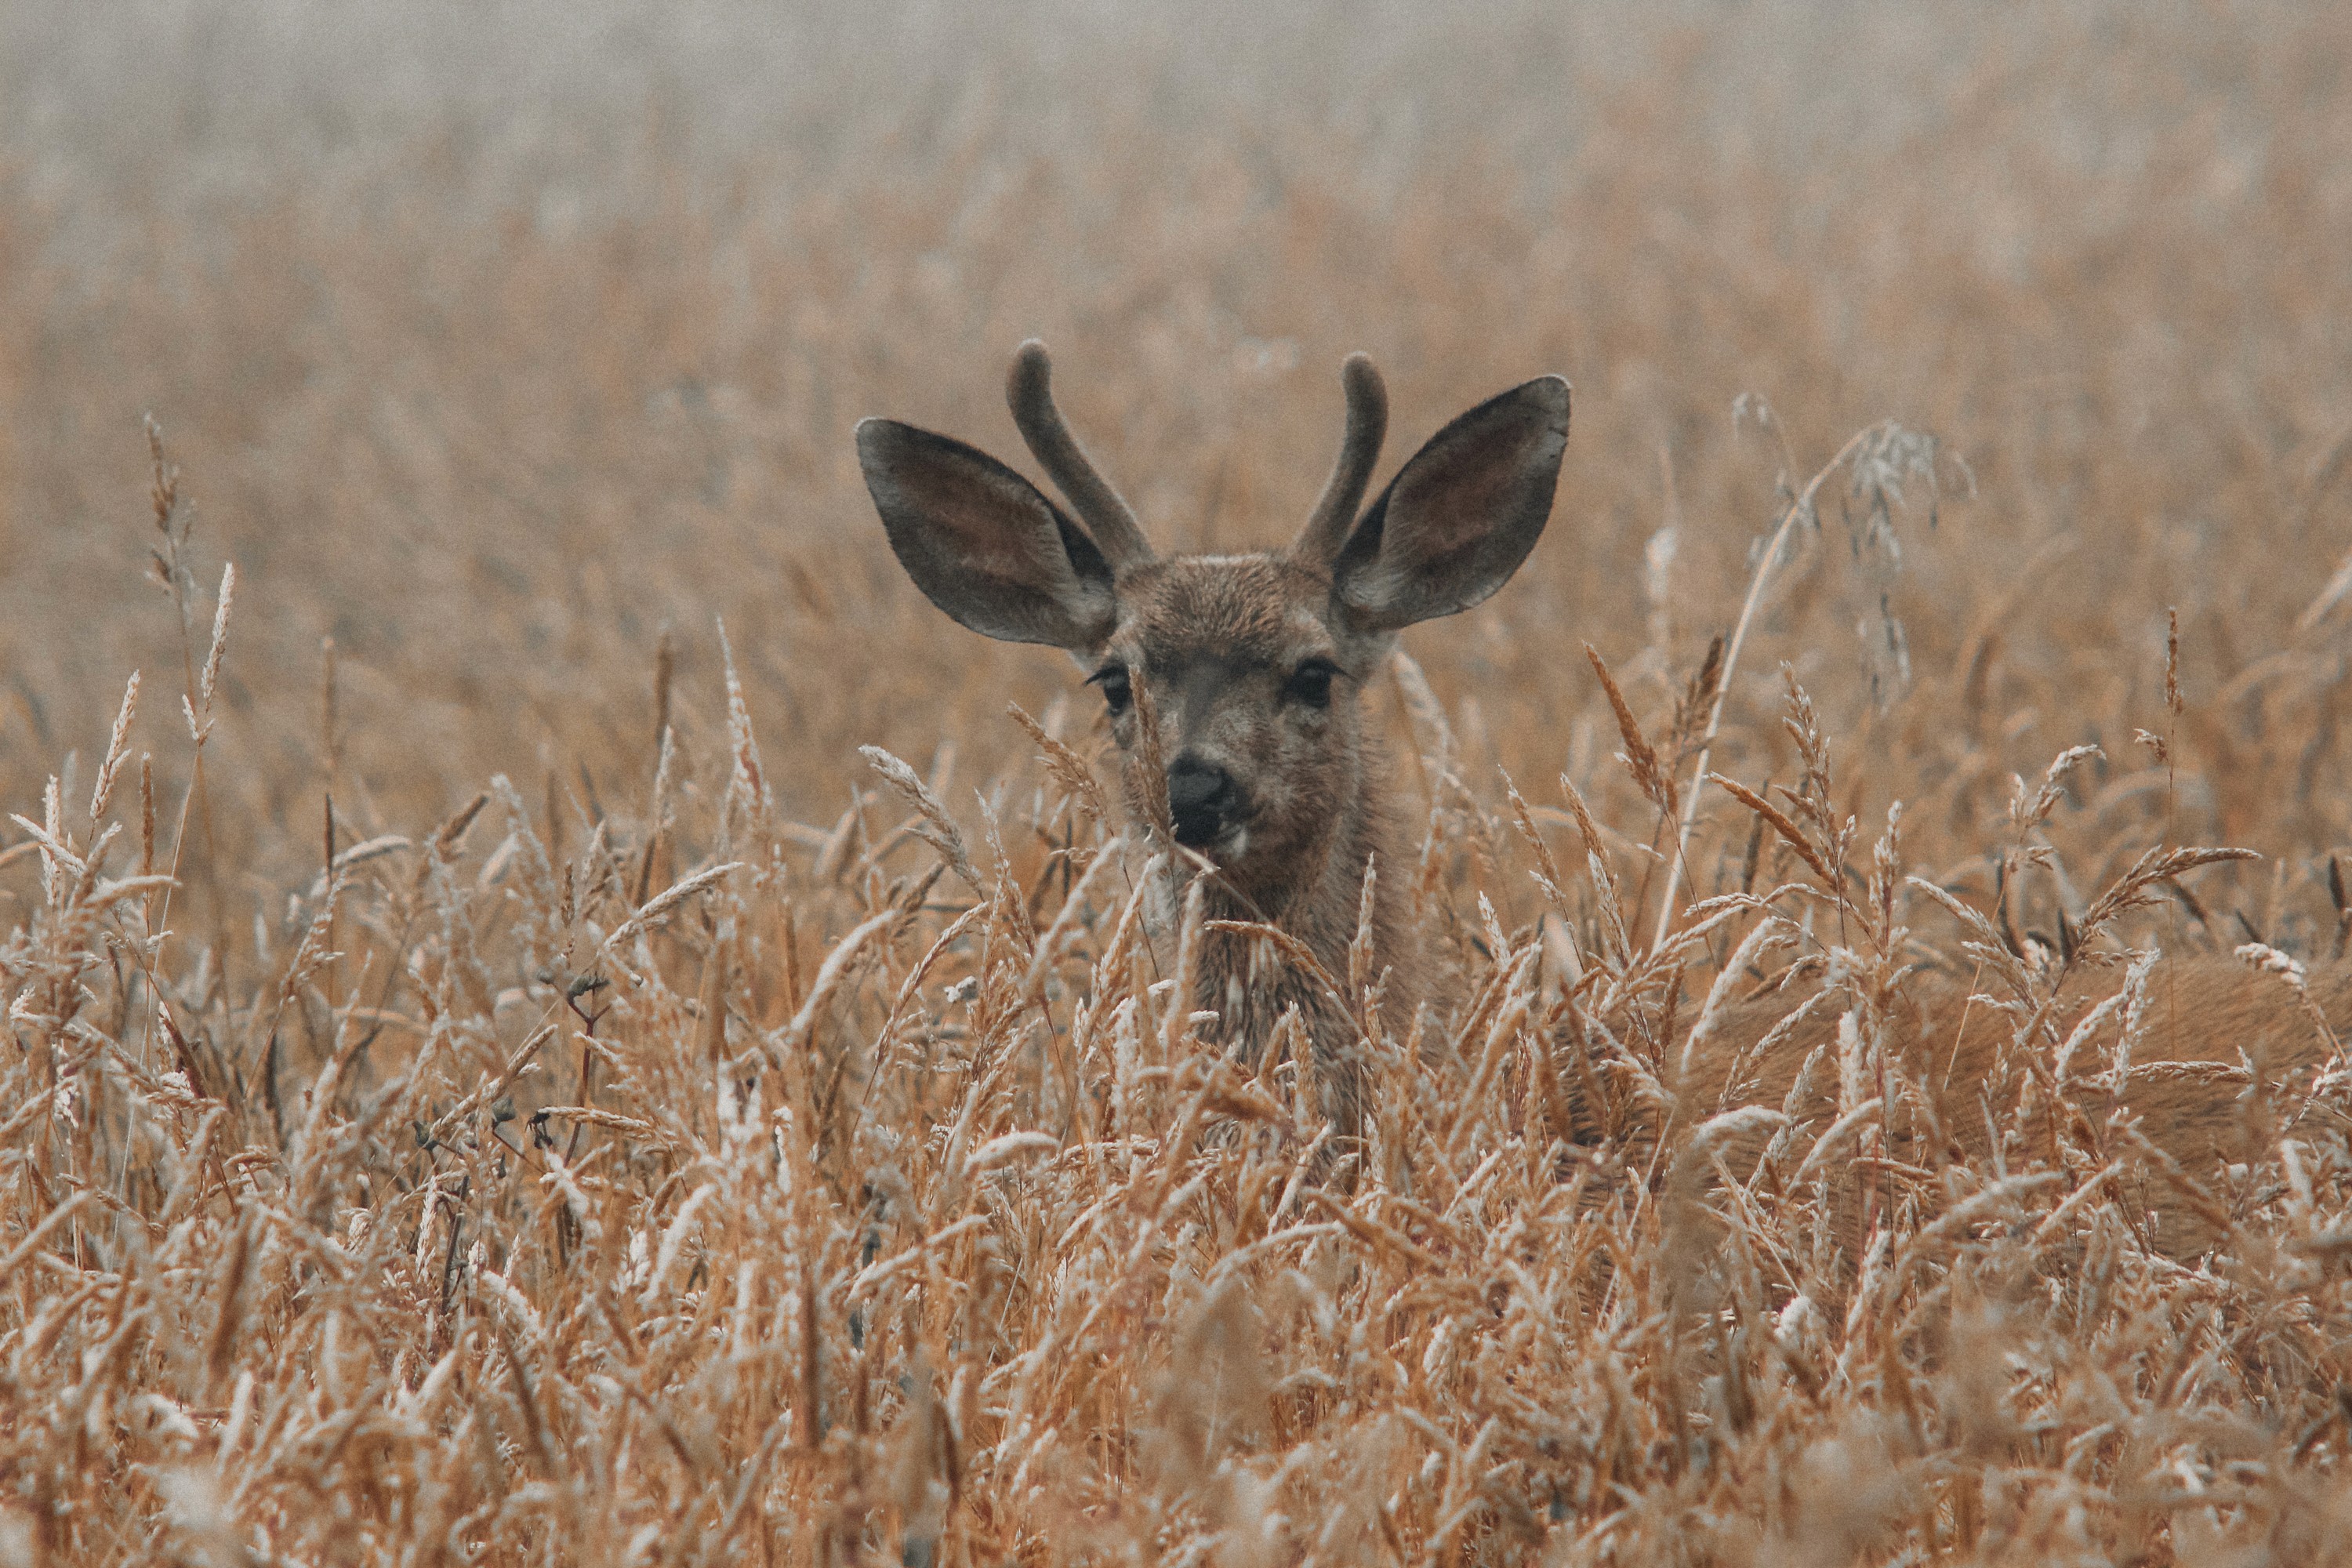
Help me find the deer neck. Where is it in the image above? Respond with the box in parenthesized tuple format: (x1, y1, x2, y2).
(1185, 731, 1417, 1036)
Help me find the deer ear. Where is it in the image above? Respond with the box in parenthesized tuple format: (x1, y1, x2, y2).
(1330, 376, 1569, 633)
(858, 418, 1119, 650)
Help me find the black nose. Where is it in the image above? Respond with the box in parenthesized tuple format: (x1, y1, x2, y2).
(1167, 755, 1240, 848)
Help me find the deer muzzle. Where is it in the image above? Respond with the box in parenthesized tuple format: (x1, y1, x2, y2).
(1166, 754, 1245, 849)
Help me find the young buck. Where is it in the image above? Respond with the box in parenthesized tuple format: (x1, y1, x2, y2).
(858, 342, 1569, 1126)
(858, 347, 2352, 1252)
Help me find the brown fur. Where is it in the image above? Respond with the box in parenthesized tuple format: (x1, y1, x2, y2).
(1587, 956, 2352, 1256)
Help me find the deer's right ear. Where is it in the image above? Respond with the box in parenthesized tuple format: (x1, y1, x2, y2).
(1329, 376, 1569, 633)
(857, 419, 1119, 650)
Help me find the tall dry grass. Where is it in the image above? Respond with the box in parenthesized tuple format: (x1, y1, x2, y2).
(5, 1, 2352, 1561)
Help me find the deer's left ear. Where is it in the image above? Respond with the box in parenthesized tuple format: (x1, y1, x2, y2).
(1330, 377, 1569, 633)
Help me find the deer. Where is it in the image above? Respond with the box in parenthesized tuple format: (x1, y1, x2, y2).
(857, 341, 1570, 1131)
(855, 345, 2352, 1251)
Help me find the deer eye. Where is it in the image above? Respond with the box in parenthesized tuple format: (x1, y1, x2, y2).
(1284, 659, 1340, 709)
(1087, 662, 1133, 717)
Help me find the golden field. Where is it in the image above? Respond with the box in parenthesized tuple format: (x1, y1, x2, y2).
(5, 2, 2352, 1560)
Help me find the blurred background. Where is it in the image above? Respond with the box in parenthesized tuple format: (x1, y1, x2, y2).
(3, 0, 2349, 945)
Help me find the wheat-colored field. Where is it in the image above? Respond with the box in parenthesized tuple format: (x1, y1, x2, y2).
(6, 2, 2352, 1562)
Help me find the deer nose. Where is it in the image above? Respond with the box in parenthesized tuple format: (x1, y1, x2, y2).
(1166, 755, 1240, 848)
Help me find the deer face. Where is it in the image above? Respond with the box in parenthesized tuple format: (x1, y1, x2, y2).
(1088, 552, 1371, 885)
(857, 343, 1568, 896)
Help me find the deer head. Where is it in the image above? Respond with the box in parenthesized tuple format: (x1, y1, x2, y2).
(855, 343, 1569, 916)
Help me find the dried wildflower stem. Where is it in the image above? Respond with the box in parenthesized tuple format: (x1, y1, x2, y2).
(149, 564, 238, 1017)
(1650, 423, 1886, 951)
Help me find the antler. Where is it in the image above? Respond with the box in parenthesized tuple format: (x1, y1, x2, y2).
(1289, 353, 1388, 568)
(1007, 341, 1156, 573)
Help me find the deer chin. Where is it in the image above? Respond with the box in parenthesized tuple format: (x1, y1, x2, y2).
(1171, 818, 1250, 867)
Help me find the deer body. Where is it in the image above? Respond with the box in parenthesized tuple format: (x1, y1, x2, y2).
(1595, 956, 2352, 1256)
(858, 344, 1570, 1123)
(1094, 553, 1424, 1112)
